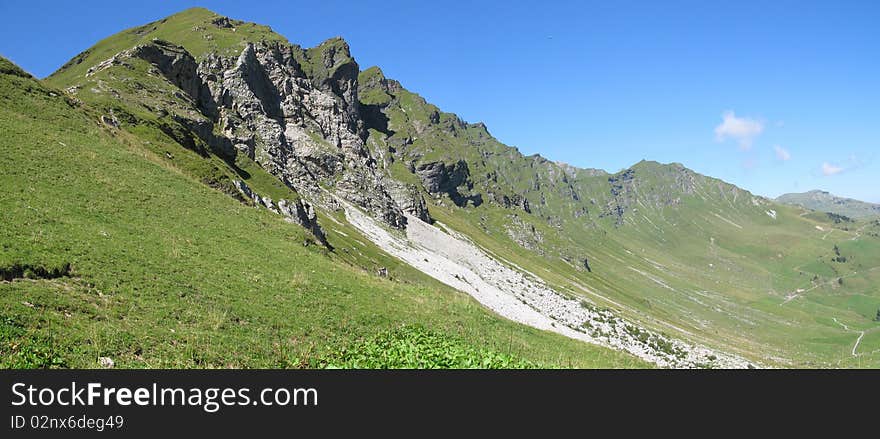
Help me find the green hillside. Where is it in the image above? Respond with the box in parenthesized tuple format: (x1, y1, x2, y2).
(356, 58, 880, 367)
(0, 55, 645, 368)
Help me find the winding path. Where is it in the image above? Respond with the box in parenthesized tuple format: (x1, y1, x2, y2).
(833, 318, 865, 356)
(781, 265, 880, 305)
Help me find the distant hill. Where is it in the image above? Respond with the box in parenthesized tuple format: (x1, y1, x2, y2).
(776, 190, 880, 219)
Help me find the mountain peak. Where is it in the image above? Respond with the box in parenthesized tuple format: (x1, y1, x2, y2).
(168, 6, 219, 19)
(777, 190, 880, 219)
(362, 65, 385, 78)
(48, 7, 288, 82)
(629, 159, 688, 174)
(306, 36, 355, 70)
(311, 36, 352, 56)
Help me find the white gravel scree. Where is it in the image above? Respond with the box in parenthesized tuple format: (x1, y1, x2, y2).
(343, 202, 753, 368)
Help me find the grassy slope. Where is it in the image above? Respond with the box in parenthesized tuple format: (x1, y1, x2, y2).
(358, 66, 880, 368)
(421, 162, 880, 367)
(0, 56, 646, 368)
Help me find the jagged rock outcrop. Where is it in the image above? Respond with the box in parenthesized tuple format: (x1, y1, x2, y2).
(88, 40, 236, 158)
(233, 180, 329, 247)
(415, 160, 481, 207)
(233, 180, 277, 212)
(386, 181, 431, 223)
(84, 35, 423, 231)
(603, 168, 636, 226)
(277, 199, 329, 248)
(88, 39, 214, 112)
(504, 215, 545, 255)
(416, 160, 468, 194)
(80, 28, 439, 237)
(131, 40, 216, 113)
(197, 41, 408, 228)
(489, 192, 531, 213)
(210, 16, 235, 28)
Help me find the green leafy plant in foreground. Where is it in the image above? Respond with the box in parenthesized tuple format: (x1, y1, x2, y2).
(319, 325, 542, 369)
(0, 316, 67, 369)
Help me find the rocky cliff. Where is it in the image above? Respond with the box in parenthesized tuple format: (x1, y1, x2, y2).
(202, 39, 418, 228)
(60, 21, 432, 237)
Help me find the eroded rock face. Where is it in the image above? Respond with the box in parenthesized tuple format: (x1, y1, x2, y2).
(504, 214, 545, 255)
(604, 168, 636, 226)
(200, 42, 407, 228)
(86, 34, 434, 233)
(415, 160, 480, 207)
(489, 192, 530, 213)
(101, 40, 235, 158)
(93, 39, 404, 232)
(277, 199, 329, 248)
(416, 161, 468, 194)
(233, 180, 329, 247)
(386, 181, 431, 223)
(130, 40, 216, 113)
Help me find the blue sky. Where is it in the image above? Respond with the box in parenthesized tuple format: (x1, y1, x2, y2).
(2, 1, 877, 201)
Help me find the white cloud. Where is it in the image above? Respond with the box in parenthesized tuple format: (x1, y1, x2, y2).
(774, 145, 791, 161)
(714, 110, 765, 150)
(821, 162, 844, 176)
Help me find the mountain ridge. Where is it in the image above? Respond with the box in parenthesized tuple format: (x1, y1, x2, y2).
(46, 6, 756, 225)
(777, 190, 880, 219)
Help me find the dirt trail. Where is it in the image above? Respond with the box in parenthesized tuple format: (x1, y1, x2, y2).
(782, 265, 880, 305)
(850, 222, 871, 241)
(833, 318, 865, 356)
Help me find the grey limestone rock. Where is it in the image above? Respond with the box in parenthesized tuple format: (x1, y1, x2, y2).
(199, 42, 408, 228)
